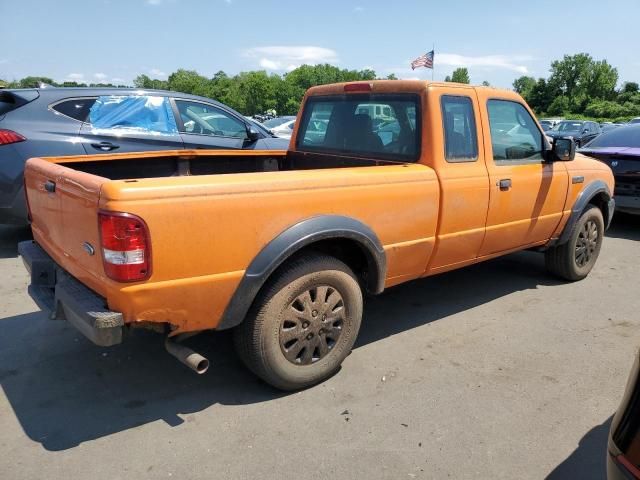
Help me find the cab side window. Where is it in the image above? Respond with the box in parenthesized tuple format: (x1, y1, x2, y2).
(441, 95, 478, 162)
(487, 100, 543, 162)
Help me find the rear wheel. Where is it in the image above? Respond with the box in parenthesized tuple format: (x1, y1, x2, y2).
(545, 205, 604, 281)
(234, 253, 363, 390)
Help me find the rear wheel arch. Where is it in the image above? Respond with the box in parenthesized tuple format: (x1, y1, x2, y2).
(217, 215, 386, 330)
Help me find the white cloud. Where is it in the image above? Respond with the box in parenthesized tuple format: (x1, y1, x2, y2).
(149, 68, 167, 78)
(94, 72, 108, 81)
(259, 58, 280, 70)
(146, 0, 162, 4)
(353, 6, 364, 12)
(0, 59, 8, 65)
(66, 73, 85, 81)
(436, 53, 532, 74)
(111, 77, 126, 84)
(246, 46, 339, 71)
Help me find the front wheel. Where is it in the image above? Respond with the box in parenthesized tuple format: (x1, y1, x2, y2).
(545, 205, 604, 281)
(234, 253, 363, 390)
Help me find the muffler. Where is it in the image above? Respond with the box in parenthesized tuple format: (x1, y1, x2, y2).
(165, 336, 210, 374)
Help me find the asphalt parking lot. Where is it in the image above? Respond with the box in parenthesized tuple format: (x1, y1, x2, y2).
(0, 214, 638, 480)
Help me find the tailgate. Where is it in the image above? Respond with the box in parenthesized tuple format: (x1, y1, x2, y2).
(25, 158, 108, 291)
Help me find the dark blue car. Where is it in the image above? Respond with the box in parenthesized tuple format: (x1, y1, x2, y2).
(0, 87, 288, 225)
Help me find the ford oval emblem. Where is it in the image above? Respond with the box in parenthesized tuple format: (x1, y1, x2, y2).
(611, 160, 618, 167)
(82, 242, 95, 256)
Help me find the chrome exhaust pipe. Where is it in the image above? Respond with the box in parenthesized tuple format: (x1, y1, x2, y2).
(165, 336, 209, 374)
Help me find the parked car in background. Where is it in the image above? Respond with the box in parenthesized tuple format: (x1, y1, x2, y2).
(270, 119, 296, 139)
(601, 123, 621, 133)
(547, 120, 601, 147)
(629, 117, 640, 125)
(607, 349, 640, 479)
(539, 120, 554, 131)
(263, 116, 296, 130)
(0, 88, 288, 225)
(579, 124, 640, 214)
(539, 118, 563, 130)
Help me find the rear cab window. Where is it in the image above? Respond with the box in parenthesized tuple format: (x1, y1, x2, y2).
(296, 94, 420, 162)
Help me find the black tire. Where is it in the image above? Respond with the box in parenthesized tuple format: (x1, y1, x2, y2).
(545, 205, 604, 281)
(234, 253, 363, 390)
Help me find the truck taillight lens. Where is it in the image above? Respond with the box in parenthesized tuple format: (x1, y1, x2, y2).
(0, 129, 26, 145)
(98, 211, 151, 282)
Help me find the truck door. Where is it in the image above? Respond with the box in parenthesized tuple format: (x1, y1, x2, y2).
(478, 98, 568, 256)
(426, 92, 491, 273)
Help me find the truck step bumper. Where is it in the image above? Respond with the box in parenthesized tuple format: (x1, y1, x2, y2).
(18, 241, 124, 347)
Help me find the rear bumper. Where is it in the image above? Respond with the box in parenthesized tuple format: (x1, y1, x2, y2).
(18, 240, 124, 346)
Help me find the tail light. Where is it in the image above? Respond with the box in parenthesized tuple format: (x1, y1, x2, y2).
(98, 211, 151, 282)
(0, 129, 26, 145)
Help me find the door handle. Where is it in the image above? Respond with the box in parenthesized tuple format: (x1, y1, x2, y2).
(91, 141, 120, 152)
(497, 178, 512, 190)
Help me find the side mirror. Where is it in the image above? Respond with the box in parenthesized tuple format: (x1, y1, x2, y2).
(551, 137, 576, 162)
(246, 125, 261, 142)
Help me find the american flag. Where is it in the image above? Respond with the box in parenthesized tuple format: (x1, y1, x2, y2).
(411, 50, 434, 70)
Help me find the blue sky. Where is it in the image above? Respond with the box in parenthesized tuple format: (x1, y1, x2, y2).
(2, 0, 639, 88)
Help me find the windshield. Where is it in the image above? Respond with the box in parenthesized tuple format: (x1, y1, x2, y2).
(296, 94, 420, 161)
(583, 125, 640, 148)
(556, 121, 583, 132)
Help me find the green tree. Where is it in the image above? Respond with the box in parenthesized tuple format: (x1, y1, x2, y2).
(386, 73, 398, 80)
(450, 68, 470, 84)
(133, 74, 168, 90)
(15, 76, 58, 88)
(547, 96, 570, 116)
(166, 69, 211, 97)
(513, 76, 536, 99)
(547, 53, 618, 112)
(527, 78, 559, 114)
(481, 80, 491, 87)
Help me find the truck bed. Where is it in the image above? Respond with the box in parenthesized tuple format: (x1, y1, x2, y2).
(24, 149, 440, 333)
(53, 148, 405, 180)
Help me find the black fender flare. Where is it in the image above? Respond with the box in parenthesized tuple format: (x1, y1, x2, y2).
(216, 215, 386, 330)
(557, 180, 613, 245)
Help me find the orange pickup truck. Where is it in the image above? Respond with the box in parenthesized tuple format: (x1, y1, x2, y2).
(19, 80, 614, 390)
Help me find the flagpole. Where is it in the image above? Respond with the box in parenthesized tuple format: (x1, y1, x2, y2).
(432, 43, 435, 81)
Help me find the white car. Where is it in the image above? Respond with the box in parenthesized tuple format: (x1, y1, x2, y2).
(270, 119, 296, 139)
